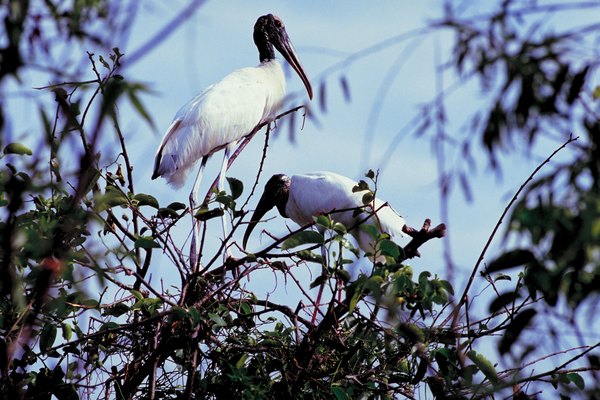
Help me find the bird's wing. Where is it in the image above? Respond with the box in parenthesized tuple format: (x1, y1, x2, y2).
(152, 119, 182, 179)
(286, 172, 361, 226)
(152, 65, 285, 188)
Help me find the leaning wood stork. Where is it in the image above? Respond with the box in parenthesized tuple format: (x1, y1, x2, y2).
(151, 14, 312, 264)
(243, 171, 407, 322)
(243, 171, 406, 256)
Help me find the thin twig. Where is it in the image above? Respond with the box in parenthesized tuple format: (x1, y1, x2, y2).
(443, 134, 578, 328)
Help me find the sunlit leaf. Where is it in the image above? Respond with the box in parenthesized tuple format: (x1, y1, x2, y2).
(3, 143, 32, 156)
(467, 350, 498, 383)
(315, 214, 331, 229)
(61, 323, 73, 341)
(133, 193, 159, 208)
(209, 313, 227, 327)
(282, 231, 324, 250)
(379, 239, 400, 258)
(40, 324, 57, 353)
(95, 186, 128, 211)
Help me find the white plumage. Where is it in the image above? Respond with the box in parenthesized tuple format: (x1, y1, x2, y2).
(244, 171, 407, 257)
(153, 61, 286, 188)
(152, 14, 312, 190)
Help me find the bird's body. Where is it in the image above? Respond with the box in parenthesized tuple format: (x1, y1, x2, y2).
(153, 60, 286, 188)
(244, 171, 406, 257)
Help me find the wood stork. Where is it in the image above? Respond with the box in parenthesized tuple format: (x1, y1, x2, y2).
(151, 14, 312, 264)
(243, 171, 407, 321)
(243, 171, 407, 256)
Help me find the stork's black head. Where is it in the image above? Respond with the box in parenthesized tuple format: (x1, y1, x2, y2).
(253, 14, 313, 99)
(243, 174, 291, 249)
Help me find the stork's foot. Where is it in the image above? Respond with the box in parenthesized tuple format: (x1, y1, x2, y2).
(401, 219, 446, 259)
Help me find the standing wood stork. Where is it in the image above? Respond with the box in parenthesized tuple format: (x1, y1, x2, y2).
(151, 14, 312, 264)
(242, 172, 407, 321)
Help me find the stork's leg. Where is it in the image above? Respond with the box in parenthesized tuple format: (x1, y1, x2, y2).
(189, 156, 209, 270)
(216, 142, 237, 260)
(311, 245, 329, 324)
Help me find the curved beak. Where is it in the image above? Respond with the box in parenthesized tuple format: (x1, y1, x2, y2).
(242, 193, 276, 250)
(273, 31, 313, 100)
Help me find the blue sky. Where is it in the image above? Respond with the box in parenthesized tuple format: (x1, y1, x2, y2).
(119, 2, 519, 287)
(5, 0, 587, 319)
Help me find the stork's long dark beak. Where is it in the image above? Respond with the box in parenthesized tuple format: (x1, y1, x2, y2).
(242, 193, 276, 250)
(273, 31, 313, 100)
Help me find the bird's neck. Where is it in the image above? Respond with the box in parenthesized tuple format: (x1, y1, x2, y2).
(257, 42, 275, 63)
(275, 189, 289, 218)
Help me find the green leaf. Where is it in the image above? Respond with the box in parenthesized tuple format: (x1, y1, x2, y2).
(194, 207, 224, 221)
(360, 224, 378, 241)
(226, 177, 243, 200)
(235, 353, 248, 369)
(332, 386, 349, 400)
(439, 280, 455, 296)
(335, 269, 351, 283)
(295, 250, 323, 263)
(4, 142, 32, 156)
(282, 230, 324, 250)
(134, 236, 161, 249)
(100, 322, 120, 331)
(489, 291, 518, 313)
(95, 186, 128, 211)
(131, 290, 144, 301)
(593, 85, 600, 100)
(379, 239, 400, 258)
(352, 180, 369, 192)
(133, 193, 159, 208)
(188, 307, 201, 326)
(315, 214, 331, 229)
(127, 85, 155, 129)
(208, 313, 227, 327)
(566, 372, 585, 390)
(499, 308, 537, 354)
(332, 222, 347, 234)
(467, 350, 498, 383)
(167, 201, 187, 211)
(61, 323, 73, 341)
(103, 303, 130, 317)
(484, 249, 536, 274)
(40, 324, 57, 353)
(240, 302, 252, 315)
(157, 207, 179, 218)
(309, 274, 328, 289)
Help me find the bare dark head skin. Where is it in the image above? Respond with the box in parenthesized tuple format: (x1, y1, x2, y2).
(243, 174, 291, 249)
(253, 14, 313, 99)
